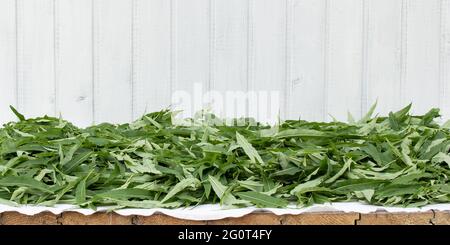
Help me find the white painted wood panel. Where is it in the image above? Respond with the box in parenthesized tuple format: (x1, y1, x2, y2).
(0, 1, 449, 125)
(366, 0, 403, 116)
(173, 0, 210, 117)
(287, 0, 326, 121)
(249, 0, 286, 122)
(0, 0, 16, 124)
(441, 0, 450, 121)
(326, 0, 363, 121)
(403, 0, 441, 115)
(132, 0, 172, 118)
(93, 0, 133, 124)
(212, 0, 248, 118)
(56, 0, 93, 127)
(16, 0, 55, 118)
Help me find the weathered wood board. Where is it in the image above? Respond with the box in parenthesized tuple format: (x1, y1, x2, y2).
(1, 211, 448, 225)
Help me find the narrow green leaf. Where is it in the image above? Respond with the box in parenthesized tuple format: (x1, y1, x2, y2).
(347, 111, 355, 124)
(208, 175, 228, 199)
(290, 177, 323, 195)
(95, 189, 152, 200)
(75, 178, 87, 205)
(324, 158, 352, 184)
(236, 191, 287, 208)
(237, 180, 264, 192)
(161, 178, 200, 203)
(208, 175, 243, 205)
(9, 105, 25, 121)
(0, 176, 54, 194)
(270, 166, 301, 177)
(63, 150, 93, 172)
(236, 132, 263, 164)
(274, 128, 329, 138)
(432, 152, 450, 168)
(375, 184, 421, 198)
(358, 100, 377, 123)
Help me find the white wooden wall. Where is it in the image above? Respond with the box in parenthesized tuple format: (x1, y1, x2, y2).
(0, 0, 449, 126)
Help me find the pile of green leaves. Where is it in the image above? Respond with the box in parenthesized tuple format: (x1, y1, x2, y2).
(1, 104, 450, 209)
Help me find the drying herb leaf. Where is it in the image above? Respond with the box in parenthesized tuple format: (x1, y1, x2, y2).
(236, 191, 287, 208)
(0, 104, 449, 208)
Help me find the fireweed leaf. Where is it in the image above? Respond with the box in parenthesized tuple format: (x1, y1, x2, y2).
(235, 132, 263, 164)
(0, 105, 449, 208)
(0, 176, 54, 194)
(236, 191, 288, 208)
(161, 178, 200, 203)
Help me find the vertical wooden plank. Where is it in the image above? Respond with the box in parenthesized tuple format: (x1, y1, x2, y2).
(403, 0, 441, 115)
(366, 0, 403, 116)
(212, 0, 248, 118)
(132, 0, 171, 118)
(173, 0, 210, 117)
(326, 0, 363, 121)
(0, 0, 16, 124)
(249, 0, 286, 122)
(287, 0, 326, 121)
(440, 0, 450, 121)
(17, 0, 55, 118)
(93, 0, 133, 124)
(56, 0, 93, 127)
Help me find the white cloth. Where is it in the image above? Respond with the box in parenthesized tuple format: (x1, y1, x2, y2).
(1, 202, 450, 221)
